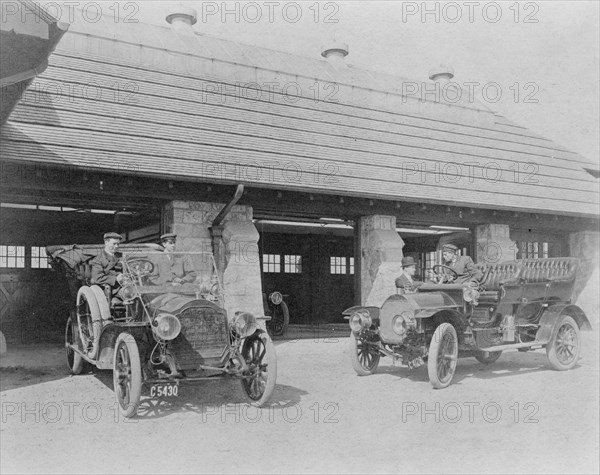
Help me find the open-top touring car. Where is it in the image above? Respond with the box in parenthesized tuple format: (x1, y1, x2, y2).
(47, 244, 277, 417)
(345, 257, 592, 388)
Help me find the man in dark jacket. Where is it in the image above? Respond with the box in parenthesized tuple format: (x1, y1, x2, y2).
(395, 256, 423, 293)
(152, 233, 197, 285)
(441, 243, 482, 284)
(91, 232, 124, 292)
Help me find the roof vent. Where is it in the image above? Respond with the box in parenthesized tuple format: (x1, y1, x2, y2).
(429, 65, 455, 83)
(321, 41, 349, 67)
(166, 4, 197, 28)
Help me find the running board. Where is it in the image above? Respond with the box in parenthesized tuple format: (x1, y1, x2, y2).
(479, 341, 545, 352)
(67, 342, 97, 365)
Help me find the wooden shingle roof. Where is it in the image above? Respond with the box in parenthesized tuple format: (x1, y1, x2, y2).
(1, 12, 598, 218)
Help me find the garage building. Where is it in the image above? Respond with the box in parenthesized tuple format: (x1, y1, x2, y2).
(1, 2, 598, 343)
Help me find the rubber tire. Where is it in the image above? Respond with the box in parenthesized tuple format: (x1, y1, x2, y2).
(76, 286, 102, 358)
(474, 350, 502, 364)
(113, 333, 142, 418)
(240, 332, 277, 407)
(546, 315, 581, 371)
(65, 316, 84, 375)
(428, 323, 458, 389)
(270, 301, 290, 336)
(89, 285, 111, 320)
(349, 331, 380, 376)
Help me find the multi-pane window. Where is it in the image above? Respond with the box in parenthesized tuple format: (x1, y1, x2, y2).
(262, 254, 281, 273)
(31, 246, 51, 269)
(0, 245, 25, 268)
(349, 257, 355, 275)
(284, 255, 302, 273)
(330, 257, 347, 275)
(519, 241, 549, 259)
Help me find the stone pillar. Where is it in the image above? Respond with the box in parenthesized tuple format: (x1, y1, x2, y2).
(569, 231, 599, 319)
(358, 215, 404, 307)
(221, 206, 263, 320)
(475, 224, 517, 264)
(161, 201, 263, 322)
(161, 200, 212, 252)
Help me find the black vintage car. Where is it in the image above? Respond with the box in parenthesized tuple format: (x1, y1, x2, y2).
(345, 257, 592, 388)
(263, 291, 290, 336)
(47, 244, 277, 417)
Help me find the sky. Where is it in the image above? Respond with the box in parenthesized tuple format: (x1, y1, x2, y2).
(43, 0, 600, 163)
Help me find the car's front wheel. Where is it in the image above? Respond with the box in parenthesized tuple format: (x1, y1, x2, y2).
(546, 315, 581, 371)
(241, 332, 277, 407)
(113, 333, 142, 418)
(428, 323, 458, 389)
(349, 332, 380, 376)
(474, 350, 502, 364)
(65, 316, 84, 374)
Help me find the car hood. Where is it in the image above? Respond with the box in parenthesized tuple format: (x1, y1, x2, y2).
(147, 293, 223, 315)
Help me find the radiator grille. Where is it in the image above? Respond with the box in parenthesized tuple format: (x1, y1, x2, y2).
(170, 307, 229, 369)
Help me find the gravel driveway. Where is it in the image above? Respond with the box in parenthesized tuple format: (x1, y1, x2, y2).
(1, 332, 598, 474)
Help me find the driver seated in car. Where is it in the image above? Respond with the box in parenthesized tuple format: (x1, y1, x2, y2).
(395, 256, 423, 293)
(90, 232, 125, 305)
(441, 243, 482, 285)
(151, 233, 197, 286)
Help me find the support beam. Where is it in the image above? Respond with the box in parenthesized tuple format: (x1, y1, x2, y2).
(475, 224, 517, 264)
(570, 231, 600, 319)
(358, 215, 404, 306)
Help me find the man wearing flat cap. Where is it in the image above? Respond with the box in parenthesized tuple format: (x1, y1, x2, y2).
(152, 233, 197, 285)
(395, 256, 424, 293)
(91, 232, 124, 296)
(441, 243, 482, 284)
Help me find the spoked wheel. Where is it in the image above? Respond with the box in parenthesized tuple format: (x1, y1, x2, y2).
(269, 302, 290, 337)
(65, 315, 84, 374)
(113, 333, 142, 418)
(349, 331, 381, 376)
(428, 323, 458, 389)
(241, 332, 277, 407)
(474, 350, 502, 364)
(76, 286, 102, 358)
(546, 315, 581, 371)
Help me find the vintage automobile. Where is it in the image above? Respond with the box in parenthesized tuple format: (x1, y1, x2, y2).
(344, 257, 592, 388)
(263, 291, 290, 336)
(47, 244, 277, 417)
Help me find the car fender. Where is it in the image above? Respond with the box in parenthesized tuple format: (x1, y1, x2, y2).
(536, 304, 592, 344)
(96, 325, 148, 370)
(342, 305, 380, 320)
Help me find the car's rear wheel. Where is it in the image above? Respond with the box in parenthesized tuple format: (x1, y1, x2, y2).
(269, 302, 290, 336)
(428, 323, 458, 389)
(113, 333, 142, 418)
(349, 332, 381, 376)
(241, 332, 277, 407)
(474, 350, 502, 364)
(546, 315, 581, 371)
(76, 286, 102, 358)
(65, 315, 84, 374)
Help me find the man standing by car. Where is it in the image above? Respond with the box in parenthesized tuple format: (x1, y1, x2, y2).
(395, 256, 423, 293)
(91, 232, 124, 301)
(155, 233, 197, 285)
(441, 243, 482, 284)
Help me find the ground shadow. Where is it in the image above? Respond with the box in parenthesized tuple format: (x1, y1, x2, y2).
(94, 370, 308, 420)
(0, 365, 70, 392)
(372, 350, 585, 386)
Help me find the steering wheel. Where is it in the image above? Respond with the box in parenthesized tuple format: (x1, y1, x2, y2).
(126, 258, 155, 282)
(430, 264, 459, 284)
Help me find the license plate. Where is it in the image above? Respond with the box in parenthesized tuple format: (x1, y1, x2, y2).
(149, 383, 179, 398)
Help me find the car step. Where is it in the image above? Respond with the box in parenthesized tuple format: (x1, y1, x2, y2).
(478, 341, 544, 352)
